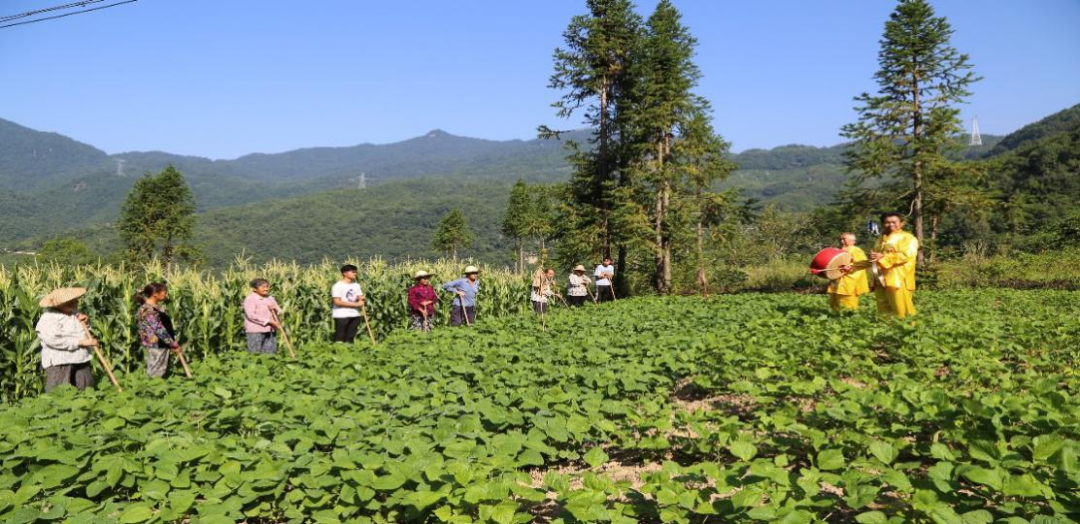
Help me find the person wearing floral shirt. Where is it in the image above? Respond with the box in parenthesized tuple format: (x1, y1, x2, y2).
(135, 282, 183, 378)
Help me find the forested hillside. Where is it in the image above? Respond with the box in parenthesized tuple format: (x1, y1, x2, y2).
(0, 107, 1050, 269)
(986, 103, 1080, 156)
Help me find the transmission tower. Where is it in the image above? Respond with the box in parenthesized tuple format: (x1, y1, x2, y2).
(115, 158, 126, 177)
(970, 116, 982, 146)
(350, 172, 366, 190)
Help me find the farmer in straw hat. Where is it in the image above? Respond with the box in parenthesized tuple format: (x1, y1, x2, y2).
(847, 212, 919, 319)
(407, 270, 439, 332)
(36, 287, 99, 391)
(531, 268, 559, 314)
(567, 265, 592, 307)
(828, 232, 870, 312)
(442, 266, 479, 327)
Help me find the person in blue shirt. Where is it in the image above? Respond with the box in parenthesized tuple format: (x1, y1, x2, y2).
(442, 266, 480, 326)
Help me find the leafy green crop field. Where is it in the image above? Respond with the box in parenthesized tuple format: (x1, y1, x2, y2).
(1, 291, 1076, 523)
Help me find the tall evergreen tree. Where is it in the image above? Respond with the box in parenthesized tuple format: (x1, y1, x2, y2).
(501, 180, 532, 273)
(673, 110, 738, 292)
(523, 185, 558, 255)
(432, 208, 474, 265)
(628, 0, 704, 293)
(543, 0, 642, 267)
(841, 0, 980, 262)
(116, 165, 197, 270)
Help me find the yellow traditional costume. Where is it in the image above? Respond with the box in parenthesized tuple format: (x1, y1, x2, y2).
(827, 246, 870, 312)
(856, 230, 919, 318)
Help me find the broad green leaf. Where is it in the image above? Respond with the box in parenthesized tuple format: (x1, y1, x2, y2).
(961, 467, 1003, 491)
(855, 511, 888, 524)
(729, 441, 758, 462)
(869, 441, 897, 465)
(583, 447, 609, 468)
(817, 449, 845, 471)
(117, 504, 154, 523)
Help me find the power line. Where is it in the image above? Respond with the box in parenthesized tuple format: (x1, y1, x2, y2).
(0, 0, 138, 30)
(0, 1, 108, 23)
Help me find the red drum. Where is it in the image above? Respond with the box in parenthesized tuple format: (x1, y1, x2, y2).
(810, 247, 853, 280)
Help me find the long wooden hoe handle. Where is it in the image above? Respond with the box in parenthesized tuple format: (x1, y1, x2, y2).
(360, 302, 377, 344)
(556, 293, 570, 309)
(270, 310, 297, 359)
(458, 295, 471, 327)
(177, 352, 193, 378)
(81, 320, 122, 392)
(168, 333, 194, 378)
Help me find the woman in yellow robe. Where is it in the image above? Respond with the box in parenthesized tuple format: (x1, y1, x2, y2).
(828, 233, 870, 312)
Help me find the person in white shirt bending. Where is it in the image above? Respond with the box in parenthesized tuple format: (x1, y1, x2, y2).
(36, 287, 99, 392)
(331, 264, 366, 343)
(594, 257, 616, 303)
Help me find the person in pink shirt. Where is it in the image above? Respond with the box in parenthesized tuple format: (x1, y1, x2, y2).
(243, 278, 282, 354)
(407, 270, 439, 332)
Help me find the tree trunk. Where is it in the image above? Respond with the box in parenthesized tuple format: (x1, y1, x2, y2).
(163, 236, 173, 273)
(911, 68, 926, 264)
(662, 183, 671, 291)
(654, 138, 667, 294)
(616, 245, 626, 297)
(929, 214, 939, 264)
(516, 238, 524, 275)
(696, 215, 707, 294)
(599, 76, 611, 258)
(452, 244, 458, 266)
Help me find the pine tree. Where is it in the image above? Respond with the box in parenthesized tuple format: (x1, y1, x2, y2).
(116, 165, 197, 270)
(543, 0, 643, 265)
(501, 180, 532, 273)
(628, 0, 703, 293)
(432, 208, 474, 265)
(673, 110, 738, 292)
(841, 0, 980, 262)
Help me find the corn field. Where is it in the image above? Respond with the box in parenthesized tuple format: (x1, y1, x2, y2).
(0, 258, 530, 402)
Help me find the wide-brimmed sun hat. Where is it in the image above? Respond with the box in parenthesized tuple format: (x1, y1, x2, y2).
(413, 270, 432, 279)
(463, 266, 480, 275)
(573, 265, 586, 271)
(39, 287, 86, 308)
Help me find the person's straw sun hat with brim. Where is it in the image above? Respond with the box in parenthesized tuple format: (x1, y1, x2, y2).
(413, 270, 432, 279)
(39, 287, 87, 308)
(573, 265, 586, 272)
(463, 266, 480, 275)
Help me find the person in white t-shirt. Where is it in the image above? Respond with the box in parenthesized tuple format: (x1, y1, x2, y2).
(594, 256, 615, 303)
(331, 264, 365, 343)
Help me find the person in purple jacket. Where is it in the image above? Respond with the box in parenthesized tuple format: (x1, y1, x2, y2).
(243, 278, 282, 354)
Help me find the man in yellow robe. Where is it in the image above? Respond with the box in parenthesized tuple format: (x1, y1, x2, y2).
(856, 212, 919, 318)
(828, 233, 869, 312)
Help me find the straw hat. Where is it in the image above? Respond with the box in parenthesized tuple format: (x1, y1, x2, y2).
(463, 266, 480, 275)
(413, 270, 432, 279)
(573, 265, 586, 272)
(39, 287, 86, 308)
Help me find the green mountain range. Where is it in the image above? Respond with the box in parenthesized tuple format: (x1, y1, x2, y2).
(4, 103, 1072, 267)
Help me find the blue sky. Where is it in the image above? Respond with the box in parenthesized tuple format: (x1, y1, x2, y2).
(1, 0, 1078, 159)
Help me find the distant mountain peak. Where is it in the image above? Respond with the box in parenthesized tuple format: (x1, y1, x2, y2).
(423, 129, 452, 138)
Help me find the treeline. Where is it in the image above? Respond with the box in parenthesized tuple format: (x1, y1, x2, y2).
(504, 0, 1079, 295)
